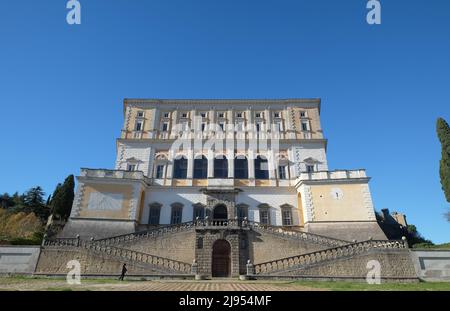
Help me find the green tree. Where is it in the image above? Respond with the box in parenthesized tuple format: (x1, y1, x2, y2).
(0, 193, 13, 209)
(22, 186, 49, 221)
(406, 224, 433, 247)
(50, 175, 75, 220)
(437, 118, 450, 202)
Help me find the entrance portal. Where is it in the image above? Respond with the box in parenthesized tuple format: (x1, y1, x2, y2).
(211, 239, 231, 277)
(213, 204, 228, 220)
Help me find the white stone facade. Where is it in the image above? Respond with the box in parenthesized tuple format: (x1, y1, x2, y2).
(63, 99, 386, 240)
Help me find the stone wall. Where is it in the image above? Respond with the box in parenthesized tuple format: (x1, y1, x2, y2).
(115, 229, 196, 263)
(269, 249, 417, 281)
(249, 230, 329, 264)
(35, 247, 160, 275)
(0, 246, 41, 274)
(195, 229, 245, 277)
(410, 249, 450, 281)
(304, 221, 387, 241)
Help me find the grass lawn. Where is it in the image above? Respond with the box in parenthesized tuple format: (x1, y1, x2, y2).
(285, 280, 450, 291)
(0, 276, 449, 291)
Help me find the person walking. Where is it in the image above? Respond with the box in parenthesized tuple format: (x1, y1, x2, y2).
(118, 263, 127, 281)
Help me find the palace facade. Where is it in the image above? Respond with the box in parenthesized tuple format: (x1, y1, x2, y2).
(62, 98, 386, 241)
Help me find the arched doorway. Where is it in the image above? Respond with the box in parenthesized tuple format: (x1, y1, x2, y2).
(213, 204, 228, 220)
(211, 239, 231, 277)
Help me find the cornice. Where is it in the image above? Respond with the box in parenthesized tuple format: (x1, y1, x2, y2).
(123, 98, 321, 115)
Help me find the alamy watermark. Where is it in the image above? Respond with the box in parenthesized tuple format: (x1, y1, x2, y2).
(66, 259, 81, 285)
(367, 0, 381, 25)
(366, 259, 381, 284)
(66, 0, 81, 25)
(65, 1, 380, 26)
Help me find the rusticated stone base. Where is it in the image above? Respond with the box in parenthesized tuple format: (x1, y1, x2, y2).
(304, 221, 388, 241)
(267, 249, 417, 281)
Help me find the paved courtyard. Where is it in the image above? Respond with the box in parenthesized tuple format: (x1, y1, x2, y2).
(0, 278, 323, 291)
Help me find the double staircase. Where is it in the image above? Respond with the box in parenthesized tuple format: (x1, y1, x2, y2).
(43, 219, 407, 276)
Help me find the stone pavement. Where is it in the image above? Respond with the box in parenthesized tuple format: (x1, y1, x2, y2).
(0, 278, 324, 291)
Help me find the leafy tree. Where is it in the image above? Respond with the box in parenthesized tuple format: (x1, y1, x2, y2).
(50, 175, 75, 220)
(0, 193, 14, 209)
(437, 118, 450, 202)
(406, 224, 433, 247)
(22, 186, 50, 221)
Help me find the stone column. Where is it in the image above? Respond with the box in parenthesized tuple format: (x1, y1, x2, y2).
(268, 148, 276, 179)
(166, 149, 175, 179)
(187, 150, 194, 179)
(207, 149, 214, 178)
(265, 107, 271, 133)
(170, 109, 178, 139)
(248, 149, 255, 179)
(227, 149, 234, 178)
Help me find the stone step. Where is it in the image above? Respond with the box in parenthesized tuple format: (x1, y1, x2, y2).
(254, 239, 408, 275)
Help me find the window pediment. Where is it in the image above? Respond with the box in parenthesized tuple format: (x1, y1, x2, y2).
(257, 203, 271, 209)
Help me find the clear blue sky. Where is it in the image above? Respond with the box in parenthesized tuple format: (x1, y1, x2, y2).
(0, 1, 449, 243)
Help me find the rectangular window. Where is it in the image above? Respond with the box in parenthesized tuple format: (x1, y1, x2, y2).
(156, 165, 164, 179)
(193, 206, 205, 220)
(181, 121, 189, 131)
(135, 121, 143, 131)
(200, 112, 207, 118)
(255, 112, 262, 118)
(181, 112, 188, 118)
(282, 209, 292, 226)
(171, 207, 183, 224)
(237, 206, 248, 221)
(275, 121, 282, 132)
(127, 164, 136, 171)
(236, 112, 243, 118)
(163, 112, 170, 118)
(274, 112, 280, 118)
(260, 210, 270, 225)
(300, 111, 306, 117)
(256, 123, 261, 132)
(149, 206, 161, 225)
(278, 166, 287, 180)
(162, 122, 169, 132)
(301, 121, 309, 131)
(201, 123, 206, 132)
(137, 111, 144, 117)
(219, 122, 225, 131)
(306, 164, 314, 173)
(236, 121, 244, 132)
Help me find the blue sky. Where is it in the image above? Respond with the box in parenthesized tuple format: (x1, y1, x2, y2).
(0, 0, 448, 243)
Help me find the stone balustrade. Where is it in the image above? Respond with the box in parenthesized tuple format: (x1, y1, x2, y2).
(42, 236, 192, 274)
(79, 168, 152, 184)
(254, 239, 408, 275)
(247, 221, 348, 247)
(296, 169, 368, 182)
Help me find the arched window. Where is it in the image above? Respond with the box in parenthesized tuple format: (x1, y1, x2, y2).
(255, 156, 269, 180)
(173, 156, 188, 179)
(193, 156, 208, 179)
(214, 155, 228, 178)
(234, 156, 248, 179)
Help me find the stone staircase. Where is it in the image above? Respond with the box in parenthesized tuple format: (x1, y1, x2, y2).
(42, 238, 192, 274)
(254, 239, 408, 275)
(91, 219, 349, 249)
(93, 221, 197, 246)
(247, 221, 349, 248)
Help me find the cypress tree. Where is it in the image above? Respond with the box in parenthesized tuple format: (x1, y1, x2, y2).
(50, 175, 75, 220)
(437, 118, 450, 202)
